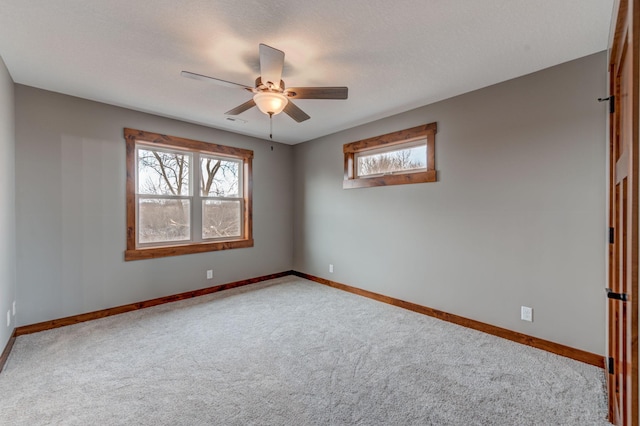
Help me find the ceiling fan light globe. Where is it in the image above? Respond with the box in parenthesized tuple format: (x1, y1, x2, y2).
(253, 92, 288, 115)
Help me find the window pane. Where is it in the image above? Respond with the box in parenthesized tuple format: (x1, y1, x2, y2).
(357, 145, 426, 177)
(138, 148, 190, 195)
(200, 156, 240, 197)
(202, 200, 241, 239)
(139, 199, 190, 244)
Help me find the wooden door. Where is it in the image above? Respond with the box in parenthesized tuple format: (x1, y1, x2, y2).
(608, 1, 639, 424)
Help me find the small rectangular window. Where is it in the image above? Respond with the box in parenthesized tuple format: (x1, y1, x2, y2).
(344, 122, 437, 189)
(356, 140, 427, 177)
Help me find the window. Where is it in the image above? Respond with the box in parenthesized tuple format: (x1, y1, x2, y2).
(343, 122, 437, 189)
(124, 128, 253, 260)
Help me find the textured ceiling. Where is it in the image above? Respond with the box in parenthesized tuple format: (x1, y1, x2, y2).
(0, 0, 613, 144)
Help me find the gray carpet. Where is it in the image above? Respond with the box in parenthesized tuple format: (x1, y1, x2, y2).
(0, 276, 610, 425)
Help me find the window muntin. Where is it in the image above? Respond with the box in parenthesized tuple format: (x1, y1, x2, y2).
(343, 122, 437, 189)
(125, 128, 253, 261)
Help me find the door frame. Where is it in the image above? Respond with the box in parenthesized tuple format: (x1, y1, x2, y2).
(607, 0, 639, 424)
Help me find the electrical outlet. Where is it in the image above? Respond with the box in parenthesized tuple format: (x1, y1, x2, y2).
(206, 270, 213, 280)
(6, 310, 10, 327)
(329, 264, 334, 273)
(12, 301, 15, 316)
(521, 306, 533, 322)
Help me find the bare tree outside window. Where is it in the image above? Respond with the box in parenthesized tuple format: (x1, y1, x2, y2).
(138, 149, 190, 195)
(357, 145, 426, 177)
(201, 157, 239, 197)
(138, 199, 191, 243)
(203, 200, 241, 238)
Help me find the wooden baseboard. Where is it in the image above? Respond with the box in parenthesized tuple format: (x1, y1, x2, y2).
(292, 271, 605, 369)
(0, 329, 16, 373)
(15, 271, 293, 336)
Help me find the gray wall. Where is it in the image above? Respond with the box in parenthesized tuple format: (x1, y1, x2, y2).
(0, 56, 16, 349)
(15, 86, 293, 326)
(293, 52, 607, 355)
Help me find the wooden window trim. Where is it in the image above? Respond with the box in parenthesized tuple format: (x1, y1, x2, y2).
(343, 122, 437, 189)
(124, 128, 253, 261)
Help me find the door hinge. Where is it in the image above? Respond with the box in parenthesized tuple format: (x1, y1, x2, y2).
(610, 96, 615, 113)
(609, 227, 615, 244)
(606, 288, 628, 302)
(598, 96, 615, 113)
(608, 357, 615, 374)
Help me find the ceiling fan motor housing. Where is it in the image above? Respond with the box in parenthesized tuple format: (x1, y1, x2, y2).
(253, 76, 286, 93)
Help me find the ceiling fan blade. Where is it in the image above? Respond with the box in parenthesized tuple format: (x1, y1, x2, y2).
(225, 99, 256, 115)
(283, 101, 311, 122)
(286, 87, 348, 99)
(259, 44, 285, 89)
(181, 71, 252, 90)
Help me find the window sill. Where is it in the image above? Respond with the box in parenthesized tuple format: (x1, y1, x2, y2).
(124, 239, 254, 261)
(343, 170, 437, 189)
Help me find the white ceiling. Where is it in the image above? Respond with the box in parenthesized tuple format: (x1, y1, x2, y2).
(0, 0, 613, 144)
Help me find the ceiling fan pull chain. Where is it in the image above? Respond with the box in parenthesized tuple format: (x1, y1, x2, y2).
(269, 112, 273, 140)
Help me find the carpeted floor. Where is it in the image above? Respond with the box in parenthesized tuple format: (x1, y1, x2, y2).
(0, 276, 610, 425)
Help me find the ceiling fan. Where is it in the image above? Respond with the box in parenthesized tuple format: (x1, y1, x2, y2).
(181, 44, 348, 126)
